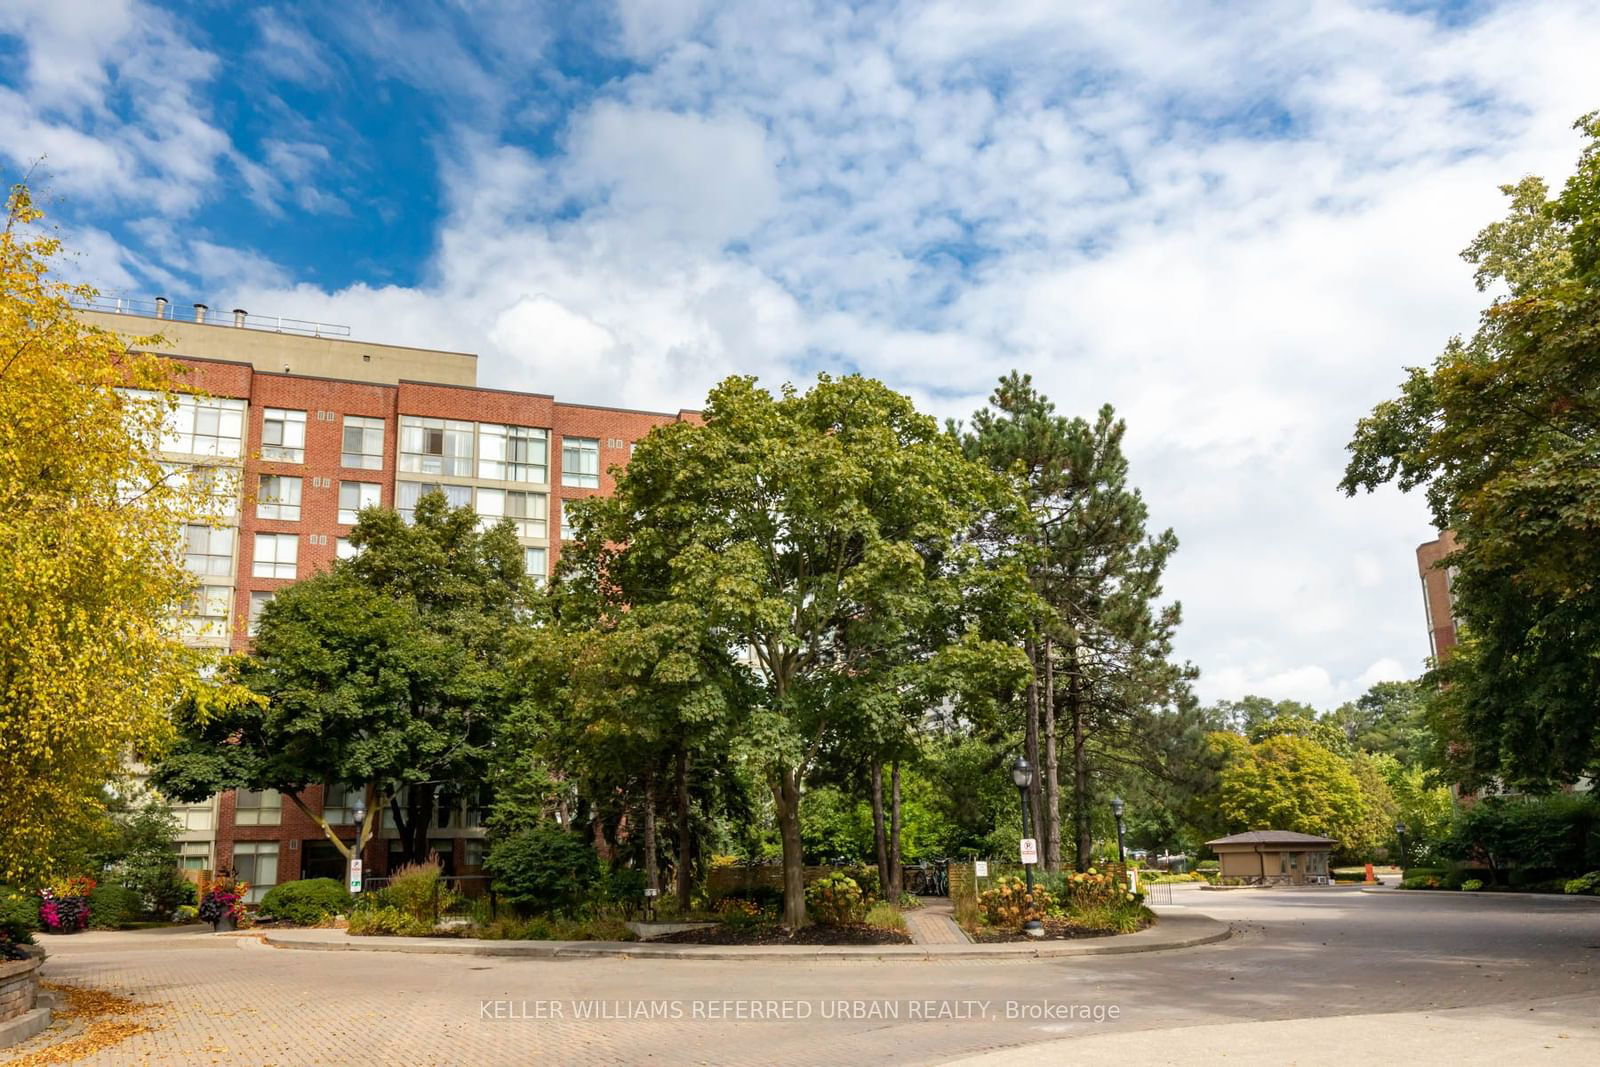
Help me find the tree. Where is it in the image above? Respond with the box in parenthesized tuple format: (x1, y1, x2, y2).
(1325, 681, 1429, 765)
(963, 374, 1193, 870)
(0, 184, 239, 884)
(579, 374, 1025, 926)
(1210, 733, 1370, 849)
(1341, 115, 1600, 786)
(154, 493, 530, 870)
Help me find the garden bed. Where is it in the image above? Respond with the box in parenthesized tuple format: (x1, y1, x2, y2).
(649, 923, 912, 946)
(966, 915, 1152, 943)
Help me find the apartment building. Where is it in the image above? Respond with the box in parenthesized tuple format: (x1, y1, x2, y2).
(86, 298, 697, 899)
(1415, 530, 1459, 662)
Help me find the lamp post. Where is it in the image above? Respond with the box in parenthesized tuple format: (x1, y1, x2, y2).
(1010, 757, 1045, 938)
(1394, 820, 1409, 873)
(1111, 797, 1127, 866)
(351, 802, 367, 898)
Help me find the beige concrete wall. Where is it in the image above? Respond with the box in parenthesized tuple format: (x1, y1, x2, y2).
(79, 310, 477, 388)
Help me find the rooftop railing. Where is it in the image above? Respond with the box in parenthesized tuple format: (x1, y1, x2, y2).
(77, 294, 352, 338)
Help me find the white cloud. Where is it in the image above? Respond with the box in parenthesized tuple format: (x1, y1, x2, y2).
(12, 0, 1600, 707)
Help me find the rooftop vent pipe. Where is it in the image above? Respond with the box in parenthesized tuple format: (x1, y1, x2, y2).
(232, 308, 247, 327)
(193, 303, 208, 324)
(154, 296, 168, 319)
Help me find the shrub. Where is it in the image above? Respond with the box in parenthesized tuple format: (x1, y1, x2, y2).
(897, 892, 923, 910)
(174, 905, 199, 924)
(347, 905, 431, 937)
(1074, 902, 1153, 934)
(88, 884, 140, 928)
(1564, 871, 1600, 896)
(977, 876, 1053, 928)
(0, 886, 39, 945)
(485, 826, 601, 917)
(864, 902, 906, 932)
(378, 860, 454, 927)
(258, 878, 353, 925)
(805, 872, 865, 925)
(39, 876, 95, 932)
(601, 866, 647, 915)
(1399, 875, 1442, 890)
(841, 863, 881, 903)
(720, 885, 783, 910)
(1461, 879, 1484, 892)
(1061, 868, 1127, 912)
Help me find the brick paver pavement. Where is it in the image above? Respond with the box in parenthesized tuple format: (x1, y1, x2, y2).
(903, 898, 969, 945)
(7, 886, 1597, 1065)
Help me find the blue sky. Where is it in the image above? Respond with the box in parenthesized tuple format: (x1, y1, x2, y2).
(4, 0, 1598, 708)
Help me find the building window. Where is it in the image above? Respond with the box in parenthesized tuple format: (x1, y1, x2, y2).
(260, 408, 307, 463)
(180, 585, 232, 638)
(524, 546, 547, 586)
(559, 501, 577, 541)
(183, 524, 234, 577)
(561, 437, 600, 488)
(399, 416, 473, 476)
(256, 474, 303, 521)
(159, 394, 247, 458)
(396, 481, 471, 522)
(248, 591, 274, 636)
(479, 424, 548, 483)
(252, 533, 298, 579)
(338, 481, 382, 524)
(341, 415, 385, 469)
(187, 465, 238, 520)
(336, 537, 359, 560)
(476, 488, 547, 538)
(464, 839, 485, 867)
(232, 841, 279, 903)
(173, 841, 211, 871)
(234, 788, 282, 827)
(322, 785, 365, 825)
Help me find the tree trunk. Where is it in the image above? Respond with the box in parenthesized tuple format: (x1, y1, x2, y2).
(888, 761, 903, 899)
(675, 748, 693, 910)
(392, 783, 436, 867)
(1043, 635, 1062, 873)
(1069, 641, 1091, 870)
(870, 760, 890, 896)
(642, 768, 659, 897)
(1023, 638, 1044, 849)
(773, 767, 807, 927)
(591, 814, 611, 863)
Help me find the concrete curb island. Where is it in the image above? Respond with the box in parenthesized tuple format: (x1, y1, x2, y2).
(253, 911, 1230, 962)
(1358, 886, 1600, 905)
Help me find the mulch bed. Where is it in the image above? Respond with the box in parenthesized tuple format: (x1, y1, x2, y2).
(967, 917, 1145, 943)
(650, 923, 913, 946)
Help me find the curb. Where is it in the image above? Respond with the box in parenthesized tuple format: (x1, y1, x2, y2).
(1358, 886, 1600, 904)
(259, 913, 1230, 962)
(0, 993, 55, 1050)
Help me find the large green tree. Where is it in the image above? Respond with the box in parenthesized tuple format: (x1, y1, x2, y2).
(576, 374, 1026, 926)
(154, 493, 531, 870)
(963, 374, 1193, 870)
(1342, 115, 1600, 786)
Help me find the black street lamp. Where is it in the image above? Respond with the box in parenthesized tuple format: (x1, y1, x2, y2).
(1010, 757, 1045, 938)
(1111, 796, 1127, 866)
(1394, 820, 1409, 873)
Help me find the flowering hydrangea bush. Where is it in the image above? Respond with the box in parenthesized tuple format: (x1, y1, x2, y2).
(38, 876, 94, 933)
(804, 872, 865, 925)
(977, 876, 1053, 928)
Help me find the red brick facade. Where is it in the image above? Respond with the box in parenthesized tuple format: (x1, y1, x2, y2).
(1416, 530, 1459, 661)
(161, 351, 698, 891)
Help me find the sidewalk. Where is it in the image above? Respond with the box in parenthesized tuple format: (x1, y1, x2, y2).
(253, 909, 1227, 962)
(902, 897, 969, 945)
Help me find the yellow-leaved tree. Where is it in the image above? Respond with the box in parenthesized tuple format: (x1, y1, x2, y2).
(0, 184, 224, 884)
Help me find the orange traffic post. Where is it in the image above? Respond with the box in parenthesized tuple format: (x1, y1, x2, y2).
(1364, 862, 1376, 884)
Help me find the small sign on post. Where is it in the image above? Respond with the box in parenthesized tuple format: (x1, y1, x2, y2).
(348, 858, 363, 894)
(644, 887, 659, 897)
(1019, 838, 1038, 865)
(973, 860, 989, 878)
